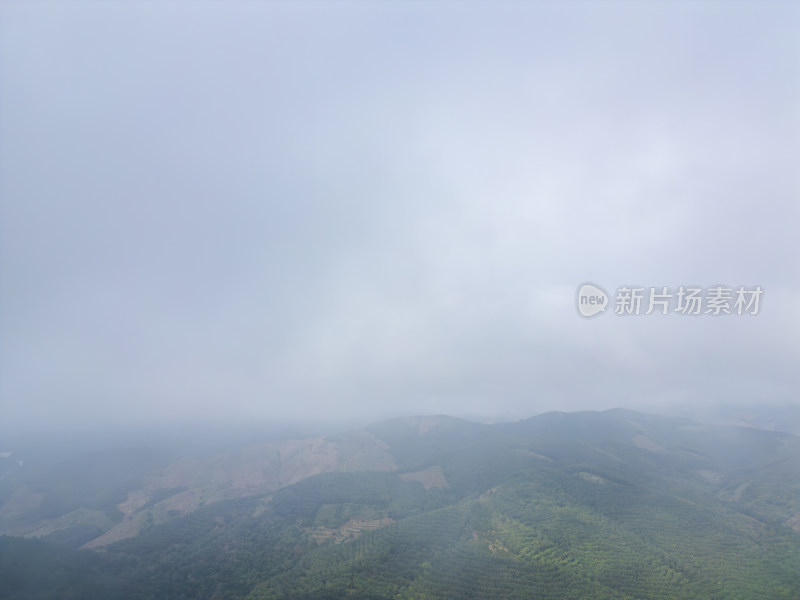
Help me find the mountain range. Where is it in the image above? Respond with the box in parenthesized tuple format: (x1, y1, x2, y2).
(1, 407, 799, 599)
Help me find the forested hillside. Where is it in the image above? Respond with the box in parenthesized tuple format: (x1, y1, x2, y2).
(2, 409, 799, 599)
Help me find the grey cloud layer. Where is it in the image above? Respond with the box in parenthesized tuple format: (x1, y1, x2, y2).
(1, 2, 798, 431)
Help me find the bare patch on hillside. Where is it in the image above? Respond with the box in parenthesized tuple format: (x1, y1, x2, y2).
(308, 516, 394, 544)
(83, 432, 397, 548)
(784, 512, 800, 532)
(24, 508, 115, 540)
(400, 466, 449, 489)
(632, 435, 664, 453)
(514, 449, 553, 462)
(577, 472, 607, 484)
(732, 482, 750, 501)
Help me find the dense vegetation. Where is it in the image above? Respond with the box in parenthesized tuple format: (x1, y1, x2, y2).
(1, 409, 799, 599)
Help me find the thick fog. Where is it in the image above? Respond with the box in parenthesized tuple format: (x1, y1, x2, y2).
(1, 1, 798, 435)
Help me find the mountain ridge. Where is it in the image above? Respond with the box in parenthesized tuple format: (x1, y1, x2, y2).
(1, 407, 799, 598)
(1, 407, 798, 552)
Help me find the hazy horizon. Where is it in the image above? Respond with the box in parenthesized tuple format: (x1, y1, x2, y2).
(2, 1, 798, 435)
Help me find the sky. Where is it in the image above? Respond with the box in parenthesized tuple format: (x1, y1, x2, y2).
(1, 1, 798, 434)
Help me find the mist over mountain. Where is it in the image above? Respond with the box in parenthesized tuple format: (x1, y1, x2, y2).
(1, 407, 799, 599)
(2, 1, 798, 598)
